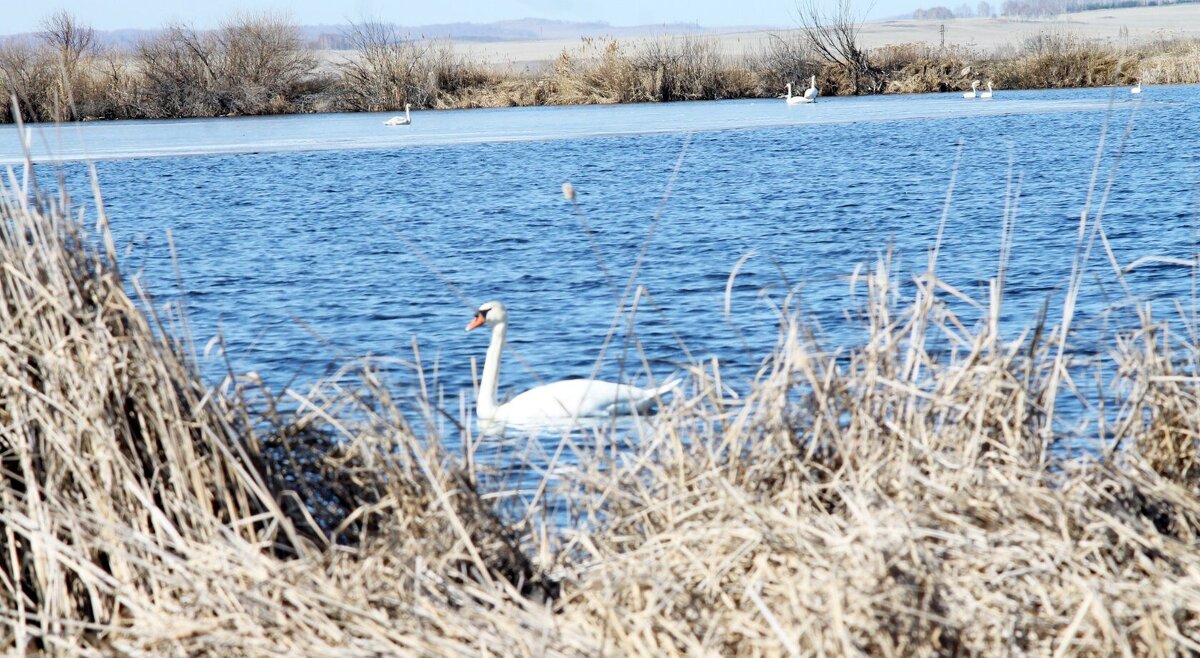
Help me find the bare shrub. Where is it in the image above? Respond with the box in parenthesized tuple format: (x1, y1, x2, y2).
(750, 31, 821, 95)
(136, 23, 224, 117)
(89, 47, 145, 119)
(635, 36, 738, 101)
(137, 12, 316, 118)
(337, 21, 437, 111)
(217, 13, 319, 113)
(0, 40, 56, 122)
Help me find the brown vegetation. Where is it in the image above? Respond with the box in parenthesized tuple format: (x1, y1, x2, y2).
(3, 99, 1200, 654)
(3, 10, 1200, 123)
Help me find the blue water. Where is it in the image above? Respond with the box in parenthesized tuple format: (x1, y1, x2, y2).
(4, 86, 1198, 456)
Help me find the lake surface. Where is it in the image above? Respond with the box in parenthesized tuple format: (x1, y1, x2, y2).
(4, 86, 1198, 463)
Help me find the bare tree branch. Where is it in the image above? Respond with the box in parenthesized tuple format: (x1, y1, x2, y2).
(796, 0, 883, 94)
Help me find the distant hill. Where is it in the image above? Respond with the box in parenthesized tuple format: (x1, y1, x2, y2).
(301, 18, 717, 50)
(912, 0, 1199, 19)
(1, 18, 732, 51)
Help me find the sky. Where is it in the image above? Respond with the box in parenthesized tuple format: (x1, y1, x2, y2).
(0, 0, 921, 35)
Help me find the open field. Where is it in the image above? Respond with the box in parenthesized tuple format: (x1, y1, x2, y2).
(442, 4, 1200, 70)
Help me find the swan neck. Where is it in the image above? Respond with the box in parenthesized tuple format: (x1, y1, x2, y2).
(477, 321, 506, 417)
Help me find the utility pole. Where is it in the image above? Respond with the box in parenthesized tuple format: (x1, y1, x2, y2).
(940, 24, 946, 49)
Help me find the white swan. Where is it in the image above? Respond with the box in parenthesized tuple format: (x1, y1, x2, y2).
(384, 103, 411, 126)
(785, 83, 802, 105)
(963, 80, 980, 99)
(804, 75, 819, 102)
(980, 81, 993, 99)
(466, 301, 679, 425)
(785, 77, 817, 105)
(1131, 80, 1142, 94)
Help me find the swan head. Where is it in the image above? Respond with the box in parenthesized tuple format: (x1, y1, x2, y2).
(466, 300, 507, 331)
(972, 79, 980, 89)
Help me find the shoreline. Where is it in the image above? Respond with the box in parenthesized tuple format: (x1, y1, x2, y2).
(3, 5, 1200, 125)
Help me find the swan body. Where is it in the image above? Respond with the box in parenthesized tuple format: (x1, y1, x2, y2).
(785, 78, 817, 105)
(963, 80, 980, 99)
(384, 103, 411, 126)
(466, 301, 678, 425)
(804, 75, 819, 101)
(1131, 80, 1142, 94)
(980, 81, 993, 99)
(785, 83, 803, 105)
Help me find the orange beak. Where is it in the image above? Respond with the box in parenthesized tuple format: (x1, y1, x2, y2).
(465, 315, 485, 331)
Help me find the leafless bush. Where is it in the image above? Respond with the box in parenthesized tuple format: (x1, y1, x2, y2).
(0, 40, 56, 122)
(635, 36, 737, 101)
(337, 21, 437, 111)
(137, 12, 317, 118)
(750, 31, 820, 94)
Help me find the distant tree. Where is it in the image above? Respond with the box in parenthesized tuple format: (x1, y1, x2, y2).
(956, 2, 975, 15)
(37, 10, 95, 120)
(924, 6, 957, 19)
(1001, 0, 1065, 17)
(797, 0, 882, 94)
(38, 11, 94, 77)
(977, 1, 993, 16)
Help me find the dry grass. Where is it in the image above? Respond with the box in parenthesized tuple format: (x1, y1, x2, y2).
(0, 123, 558, 654)
(4, 109, 1200, 655)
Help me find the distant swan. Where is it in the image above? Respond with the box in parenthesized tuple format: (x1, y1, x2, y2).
(963, 80, 980, 99)
(980, 81, 993, 99)
(1131, 80, 1142, 94)
(785, 83, 804, 105)
(466, 301, 679, 425)
(804, 75, 819, 102)
(384, 103, 411, 126)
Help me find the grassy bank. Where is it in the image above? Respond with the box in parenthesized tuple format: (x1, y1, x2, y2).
(4, 113, 1200, 654)
(2, 13, 1198, 123)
